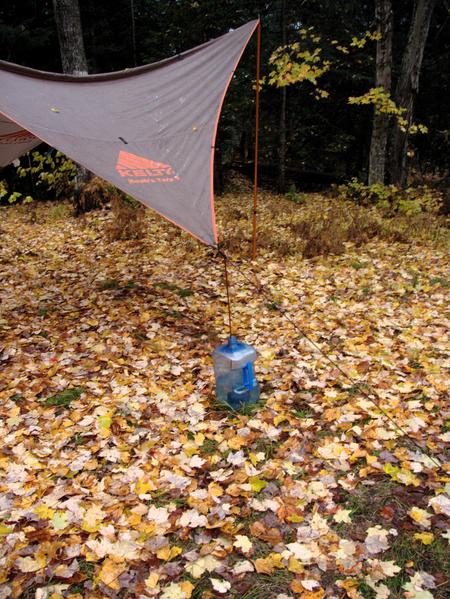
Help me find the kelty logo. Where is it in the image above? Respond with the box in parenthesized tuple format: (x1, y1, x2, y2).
(0, 129, 37, 144)
(115, 150, 180, 184)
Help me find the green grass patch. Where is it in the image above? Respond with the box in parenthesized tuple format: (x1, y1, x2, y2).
(293, 407, 313, 418)
(429, 276, 449, 288)
(200, 438, 219, 455)
(70, 432, 88, 446)
(351, 261, 367, 270)
(240, 570, 294, 599)
(383, 535, 449, 597)
(41, 387, 84, 408)
(177, 288, 194, 298)
(149, 491, 188, 508)
(253, 436, 278, 460)
(98, 278, 120, 290)
(78, 559, 95, 580)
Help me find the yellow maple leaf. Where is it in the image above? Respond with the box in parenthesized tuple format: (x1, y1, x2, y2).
(254, 552, 284, 574)
(413, 532, 434, 545)
(249, 477, 268, 493)
(287, 556, 304, 573)
(98, 558, 126, 590)
(274, 414, 288, 426)
(34, 503, 55, 520)
(0, 524, 13, 535)
(52, 511, 69, 531)
(300, 589, 325, 599)
(208, 482, 223, 497)
(161, 581, 194, 599)
(249, 451, 265, 465)
(185, 555, 220, 579)
(194, 432, 205, 446)
(134, 478, 154, 495)
(127, 512, 142, 526)
(98, 413, 112, 429)
(383, 463, 420, 486)
(228, 436, 247, 450)
(145, 572, 160, 589)
(409, 507, 432, 528)
(82, 504, 106, 533)
(286, 513, 304, 523)
(157, 545, 183, 561)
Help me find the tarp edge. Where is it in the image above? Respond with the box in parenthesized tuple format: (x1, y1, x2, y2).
(0, 20, 259, 83)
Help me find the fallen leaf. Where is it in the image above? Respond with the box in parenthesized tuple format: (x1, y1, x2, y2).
(210, 578, 231, 594)
(233, 534, 253, 554)
(333, 508, 352, 523)
(98, 558, 126, 590)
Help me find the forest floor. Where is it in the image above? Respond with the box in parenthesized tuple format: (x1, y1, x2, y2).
(0, 192, 449, 599)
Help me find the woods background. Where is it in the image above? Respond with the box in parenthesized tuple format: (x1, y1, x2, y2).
(0, 0, 449, 195)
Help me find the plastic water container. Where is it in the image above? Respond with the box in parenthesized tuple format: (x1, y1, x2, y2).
(212, 336, 260, 409)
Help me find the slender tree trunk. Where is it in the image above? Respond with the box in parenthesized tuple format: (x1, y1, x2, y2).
(130, 0, 137, 67)
(214, 147, 224, 195)
(389, 0, 436, 186)
(53, 0, 88, 76)
(368, 0, 393, 185)
(53, 0, 92, 206)
(278, 0, 287, 193)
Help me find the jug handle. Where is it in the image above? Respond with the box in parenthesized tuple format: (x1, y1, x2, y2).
(243, 362, 253, 389)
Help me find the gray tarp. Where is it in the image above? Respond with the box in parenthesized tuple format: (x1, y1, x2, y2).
(0, 20, 258, 246)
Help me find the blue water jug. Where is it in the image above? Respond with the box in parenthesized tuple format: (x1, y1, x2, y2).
(212, 336, 260, 409)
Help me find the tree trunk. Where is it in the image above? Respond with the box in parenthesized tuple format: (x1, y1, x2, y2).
(389, 0, 436, 186)
(53, 0, 92, 207)
(368, 0, 392, 185)
(53, 0, 88, 76)
(277, 0, 287, 193)
(130, 0, 137, 67)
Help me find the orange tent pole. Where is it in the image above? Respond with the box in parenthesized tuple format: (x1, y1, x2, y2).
(251, 22, 261, 261)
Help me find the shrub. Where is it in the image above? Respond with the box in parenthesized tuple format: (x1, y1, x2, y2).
(105, 193, 146, 241)
(336, 178, 443, 216)
(0, 179, 33, 205)
(290, 201, 383, 257)
(286, 184, 307, 204)
(76, 176, 145, 240)
(16, 150, 76, 200)
(217, 190, 448, 260)
(75, 176, 113, 214)
(49, 203, 70, 221)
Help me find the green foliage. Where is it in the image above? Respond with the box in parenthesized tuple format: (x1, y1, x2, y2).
(349, 30, 382, 49)
(98, 279, 120, 290)
(23, 150, 76, 197)
(78, 558, 95, 580)
(348, 87, 428, 134)
(285, 185, 307, 204)
(49, 203, 70, 220)
(2, 151, 76, 206)
(337, 178, 443, 215)
(41, 387, 84, 408)
(265, 26, 429, 143)
(264, 25, 382, 99)
(264, 27, 330, 98)
(0, 180, 33, 205)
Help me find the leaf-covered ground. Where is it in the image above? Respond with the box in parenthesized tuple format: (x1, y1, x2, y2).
(0, 194, 449, 599)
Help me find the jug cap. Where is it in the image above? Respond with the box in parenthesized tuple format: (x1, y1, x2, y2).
(228, 335, 238, 348)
